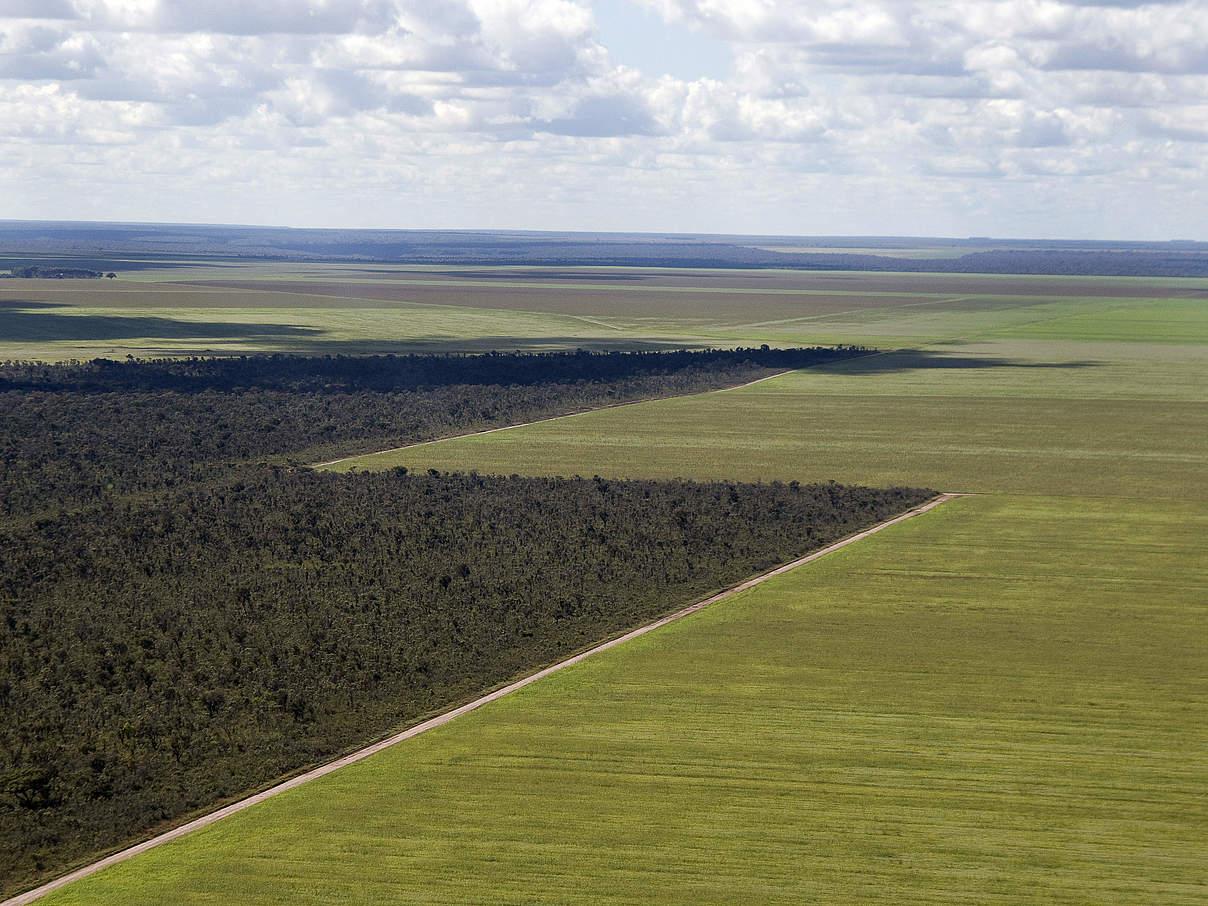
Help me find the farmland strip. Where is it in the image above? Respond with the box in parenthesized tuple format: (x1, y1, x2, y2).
(314, 368, 796, 467)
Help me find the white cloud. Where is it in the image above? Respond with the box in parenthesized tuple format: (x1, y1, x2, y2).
(0, 0, 1204, 237)
(0, 0, 78, 17)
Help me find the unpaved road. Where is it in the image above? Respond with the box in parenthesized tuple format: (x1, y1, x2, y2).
(313, 369, 796, 467)
(4, 492, 959, 906)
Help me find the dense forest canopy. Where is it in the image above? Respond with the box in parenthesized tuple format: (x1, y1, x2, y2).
(0, 347, 864, 520)
(0, 266, 105, 279)
(0, 347, 858, 394)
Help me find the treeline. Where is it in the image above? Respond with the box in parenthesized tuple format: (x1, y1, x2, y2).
(0, 348, 864, 519)
(1, 266, 105, 279)
(0, 470, 934, 893)
(0, 346, 859, 394)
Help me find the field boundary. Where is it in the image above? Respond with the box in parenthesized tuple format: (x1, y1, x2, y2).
(3, 492, 958, 906)
(313, 368, 796, 467)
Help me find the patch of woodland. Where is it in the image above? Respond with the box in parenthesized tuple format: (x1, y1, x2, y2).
(1, 266, 107, 279)
(0, 347, 859, 394)
(0, 347, 864, 519)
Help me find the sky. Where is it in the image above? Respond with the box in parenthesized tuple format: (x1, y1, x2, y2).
(0, 0, 1205, 239)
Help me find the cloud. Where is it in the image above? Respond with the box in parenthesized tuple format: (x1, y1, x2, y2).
(1, 0, 78, 18)
(540, 93, 660, 136)
(0, 0, 1205, 238)
(67, 0, 400, 35)
(0, 24, 106, 80)
(1138, 106, 1208, 142)
(154, 0, 399, 36)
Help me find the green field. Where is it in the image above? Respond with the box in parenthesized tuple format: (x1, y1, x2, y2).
(2, 262, 1205, 360)
(21, 265, 1208, 904)
(329, 338, 1208, 500)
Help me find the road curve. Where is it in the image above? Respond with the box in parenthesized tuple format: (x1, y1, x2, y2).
(313, 368, 797, 468)
(3, 492, 960, 906)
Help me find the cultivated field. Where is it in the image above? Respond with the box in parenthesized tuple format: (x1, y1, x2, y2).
(2, 261, 1204, 361)
(329, 338, 1208, 500)
(19, 265, 1205, 905)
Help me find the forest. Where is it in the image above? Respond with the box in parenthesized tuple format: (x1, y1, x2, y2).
(0, 347, 863, 519)
(0, 346, 934, 895)
(1, 266, 106, 279)
(0, 346, 857, 394)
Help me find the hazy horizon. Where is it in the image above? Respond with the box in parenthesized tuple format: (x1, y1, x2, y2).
(3, 218, 1205, 246)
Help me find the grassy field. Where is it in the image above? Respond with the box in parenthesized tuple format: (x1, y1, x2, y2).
(1, 263, 1204, 360)
(328, 338, 1208, 500)
(17, 265, 1208, 904)
(0, 280, 632, 361)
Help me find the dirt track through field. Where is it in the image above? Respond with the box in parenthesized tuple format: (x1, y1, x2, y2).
(313, 369, 796, 467)
(3, 493, 959, 906)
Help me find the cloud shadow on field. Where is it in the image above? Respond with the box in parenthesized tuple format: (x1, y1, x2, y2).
(0, 301, 322, 343)
(0, 302, 703, 357)
(823, 348, 1103, 374)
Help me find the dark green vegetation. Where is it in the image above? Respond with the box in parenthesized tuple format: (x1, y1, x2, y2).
(2, 267, 105, 280)
(0, 347, 927, 897)
(0, 347, 854, 518)
(0, 346, 842, 394)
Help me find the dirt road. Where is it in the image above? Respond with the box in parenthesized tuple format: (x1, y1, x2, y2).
(313, 369, 796, 467)
(3, 492, 958, 906)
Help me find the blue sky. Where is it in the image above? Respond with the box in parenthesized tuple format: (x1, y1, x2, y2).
(0, 0, 1204, 239)
(594, 1, 731, 81)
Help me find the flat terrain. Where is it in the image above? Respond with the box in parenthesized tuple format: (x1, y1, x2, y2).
(330, 340, 1208, 499)
(1, 262, 1205, 360)
(14, 265, 1208, 903)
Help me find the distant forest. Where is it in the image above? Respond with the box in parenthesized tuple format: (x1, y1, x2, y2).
(0, 347, 862, 518)
(1, 265, 107, 279)
(0, 347, 933, 896)
(2, 222, 1206, 276)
